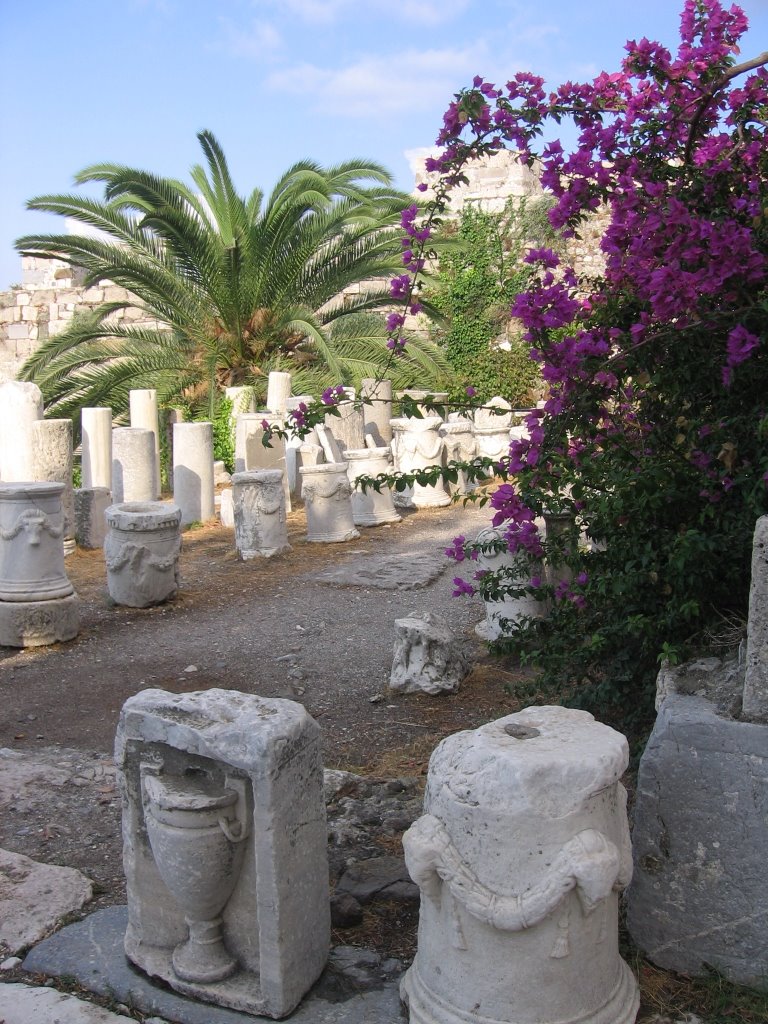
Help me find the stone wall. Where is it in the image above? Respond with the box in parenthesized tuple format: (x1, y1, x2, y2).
(0, 258, 156, 383)
(1, 154, 610, 383)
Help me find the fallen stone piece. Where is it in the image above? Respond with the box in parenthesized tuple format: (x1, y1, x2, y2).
(0, 848, 92, 954)
(23, 906, 405, 1024)
(335, 855, 419, 904)
(0, 983, 135, 1024)
(390, 611, 470, 694)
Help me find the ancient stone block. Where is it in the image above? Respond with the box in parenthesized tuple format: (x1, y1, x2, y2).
(627, 687, 768, 989)
(115, 688, 330, 1018)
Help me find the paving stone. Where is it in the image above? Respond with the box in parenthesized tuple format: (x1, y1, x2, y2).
(22, 906, 406, 1023)
(0, 983, 135, 1023)
(0, 848, 93, 954)
(313, 550, 447, 590)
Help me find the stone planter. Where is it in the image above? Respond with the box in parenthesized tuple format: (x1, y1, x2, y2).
(474, 526, 545, 640)
(401, 707, 639, 1024)
(231, 469, 291, 558)
(344, 447, 400, 526)
(0, 482, 79, 647)
(104, 502, 182, 608)
(299, 463, 359, 542)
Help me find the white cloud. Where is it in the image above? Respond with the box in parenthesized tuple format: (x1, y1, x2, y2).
(267, 44, 487, 117)
(217, 17, 282, 58)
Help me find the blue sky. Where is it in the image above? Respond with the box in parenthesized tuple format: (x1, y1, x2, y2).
(1, 0, 766, 288)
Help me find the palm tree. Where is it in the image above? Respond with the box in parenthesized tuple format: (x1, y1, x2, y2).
(15, 131, 451, 421)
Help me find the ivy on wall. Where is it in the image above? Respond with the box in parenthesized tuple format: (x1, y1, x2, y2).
(426, 196, 560, 406)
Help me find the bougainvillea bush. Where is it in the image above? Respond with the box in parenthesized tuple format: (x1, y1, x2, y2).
(405, 0, 767, 727)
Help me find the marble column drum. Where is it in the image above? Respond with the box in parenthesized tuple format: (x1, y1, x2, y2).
(0, 380, 43, 482)
(299, 463, 359, 542)
(104, 502, 182, 608)
(30, 418, 76, 556)
(172, 422, 215, 525)
(361, 377, 393, 446)
(81, 407, 113, 490)
(112, 428, 157, 503)
(129, 389, 161, 498)
(401, 707, 639, 1024)
(0, 482, 79, 647)
(231, 470, 291, 559)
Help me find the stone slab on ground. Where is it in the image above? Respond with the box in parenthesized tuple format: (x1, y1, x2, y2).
(0, 848, 93, 954)
(23, 906, 406, 1024)
(0, 983, 135, 1024)
(312, 550, 447, 590)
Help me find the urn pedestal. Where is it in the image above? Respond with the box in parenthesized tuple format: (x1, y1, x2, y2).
(299, 463, 359, 542)
(391, 417, 451, 509)
(401, 707, 639, 1024)
(0, 482, 79, 647)
(231, 469, 291, 558)
(104, 502, 182, 608)
(344, 447, 400, 526)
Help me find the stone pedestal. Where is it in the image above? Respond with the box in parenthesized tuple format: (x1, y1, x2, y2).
(115, 687, 330, 1019)
(440, 419, 478, 496)
(266, 372, 292, 415)
(391, 417, 450, 509)
(0, 482, 79, 647)
(81, 407, 113, 491)
(474, 526, 545, 640)
(0, 381, 43, 482)
(30, 419, 75, 556)
(299, 463, 359, 543)
(129, 389, 161, 498)
(231, 470, 291, 559)
(112, 428, 157, 503)
(172, 422, 215, 525)
(74, 487, 111, 549)
(344, 448, 400, 526)
(401, 706, 639, 1024)
(294, 443, 324, 504)
(104, 502, 182, 608)
(361, 378, 393, 446)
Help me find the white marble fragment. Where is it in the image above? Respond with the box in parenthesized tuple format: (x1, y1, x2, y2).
(390, 612, 470, 695)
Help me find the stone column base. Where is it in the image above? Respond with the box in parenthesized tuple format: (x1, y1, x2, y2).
(400, 958, 639, 1024)
(0, 594, 79, 647)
